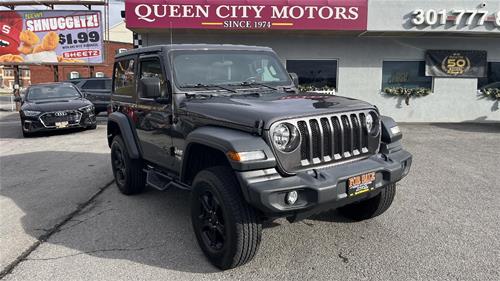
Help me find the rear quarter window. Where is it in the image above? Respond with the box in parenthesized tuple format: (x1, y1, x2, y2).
(82, 80, 112, 90)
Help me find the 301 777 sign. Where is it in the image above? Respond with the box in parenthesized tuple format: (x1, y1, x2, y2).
(0, 10, 104, 65)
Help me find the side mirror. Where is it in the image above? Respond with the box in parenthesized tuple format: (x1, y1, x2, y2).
(289, 73, 299, 87)
(140, 77, 162, 99)
(14, 96, 22, 103)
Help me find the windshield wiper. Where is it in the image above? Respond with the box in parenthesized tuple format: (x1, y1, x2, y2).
(181, 83, 237, 93)
(238, 81, 277, 91)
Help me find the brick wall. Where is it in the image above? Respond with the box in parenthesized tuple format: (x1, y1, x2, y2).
(30, 41, 132, 84)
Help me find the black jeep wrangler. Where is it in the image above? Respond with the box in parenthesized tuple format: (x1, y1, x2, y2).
(107, 44, 412, 270)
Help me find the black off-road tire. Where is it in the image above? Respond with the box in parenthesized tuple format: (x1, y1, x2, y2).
(191, 166, 262, 270)
(338, 183, 397, 221)
(110, 135, 146, 195)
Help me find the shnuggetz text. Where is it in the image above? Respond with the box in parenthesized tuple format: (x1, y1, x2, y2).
(26, 14, 100, 32)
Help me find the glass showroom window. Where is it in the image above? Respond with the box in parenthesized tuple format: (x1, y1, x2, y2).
(382, 61, 432, 92)
(286, 60, 337, 94)
(478, 62, 500, 90)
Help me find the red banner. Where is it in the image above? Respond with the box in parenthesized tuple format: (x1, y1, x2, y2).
(125, 0, 367, 31)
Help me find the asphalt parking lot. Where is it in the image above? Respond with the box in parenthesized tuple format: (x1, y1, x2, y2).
(0, 111, 499, 281)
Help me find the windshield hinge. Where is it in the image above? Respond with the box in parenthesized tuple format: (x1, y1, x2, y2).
(254, 120, 264, 136)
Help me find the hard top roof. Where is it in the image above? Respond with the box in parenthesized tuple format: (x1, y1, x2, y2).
(115, 44, 274, 59)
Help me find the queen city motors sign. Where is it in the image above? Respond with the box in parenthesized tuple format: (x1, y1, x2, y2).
(125, 0, 367, 31)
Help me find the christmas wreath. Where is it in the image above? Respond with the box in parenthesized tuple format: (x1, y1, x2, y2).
(479, 88, 500, 100)
(383, 87, 431, 106)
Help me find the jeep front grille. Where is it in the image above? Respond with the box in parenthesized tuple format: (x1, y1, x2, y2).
(271, 110, 380, 173)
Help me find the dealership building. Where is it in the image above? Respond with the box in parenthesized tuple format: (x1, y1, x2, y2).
(125, 0, 500, 122)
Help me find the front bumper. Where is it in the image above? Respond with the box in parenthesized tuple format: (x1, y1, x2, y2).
(236, 148, 412, 219)
(22, 112, 97, 133)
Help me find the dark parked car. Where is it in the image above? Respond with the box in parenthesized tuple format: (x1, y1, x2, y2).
(107, 45, 412, 269)
(17, 82, 97, 137)
(68, 77, 111, 115)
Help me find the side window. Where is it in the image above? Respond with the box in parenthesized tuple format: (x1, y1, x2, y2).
(478, 62, 500, 90)
(114, 59, 135, 96)
(382, 61, 432, 91)
(287, 60, 338, 94)
(82, 80, 106, 90)
(139, 58, 166, 98)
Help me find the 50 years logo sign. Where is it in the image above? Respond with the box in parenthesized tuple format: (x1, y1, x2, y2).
(426, 50, 487, 78)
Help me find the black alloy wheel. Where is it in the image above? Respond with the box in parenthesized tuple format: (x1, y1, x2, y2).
(196, 189, 226, 252)
(110, 136, 146, 195)
(111, 144, 126, 187)
(191, 166, 262, 270)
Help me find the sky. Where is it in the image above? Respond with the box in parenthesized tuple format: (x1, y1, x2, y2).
(0, 0, 126, 27)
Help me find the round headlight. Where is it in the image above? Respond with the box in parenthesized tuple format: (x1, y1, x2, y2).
(365, 112, 379, 135)
(272, 123, 300, 152)
(366, 114, 374, 132)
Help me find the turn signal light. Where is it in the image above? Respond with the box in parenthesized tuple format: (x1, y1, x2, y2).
(227, 151, 267, 162)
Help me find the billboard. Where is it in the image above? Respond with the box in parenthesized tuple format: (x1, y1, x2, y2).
(0, 10, 104, 65)
(125, 0, 368, 31)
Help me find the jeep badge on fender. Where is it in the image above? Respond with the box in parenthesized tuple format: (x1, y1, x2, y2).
(107, 44, 412, 270)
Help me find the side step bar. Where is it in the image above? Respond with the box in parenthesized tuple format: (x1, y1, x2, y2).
(145, 167, 190, 191)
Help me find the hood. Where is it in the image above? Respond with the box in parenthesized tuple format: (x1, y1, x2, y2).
(178, 92, 375, 130)
(22, 98, 92, 112)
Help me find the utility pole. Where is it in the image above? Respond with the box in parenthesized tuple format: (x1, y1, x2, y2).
(13, 65, 20, 111)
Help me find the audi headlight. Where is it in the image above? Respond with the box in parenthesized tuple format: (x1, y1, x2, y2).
(23, 110, 41, 117)
(79, 105, 94, 113)
(365, 112, 379, 135)
(272, 123, 300, 152)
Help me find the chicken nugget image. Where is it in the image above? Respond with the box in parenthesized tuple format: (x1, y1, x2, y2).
(18, 30, 39, 54)
(11, 54, 24, 62)
(36, 31, 59, 52)
(0, 54, 24, 63)
(0, 54, 13, 62)
(18, 44, 34, 55)
(19, 30, 39, 45)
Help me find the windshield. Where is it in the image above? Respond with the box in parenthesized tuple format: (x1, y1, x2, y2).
(26, 84, 82, 101)
(172, 51, 291, 89)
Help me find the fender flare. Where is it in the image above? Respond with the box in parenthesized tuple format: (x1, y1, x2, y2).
(181, 126, 276, 179)
(107, 112, 141, 159)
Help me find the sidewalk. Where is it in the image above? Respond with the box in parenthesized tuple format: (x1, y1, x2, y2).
(0, 99, 17, 112)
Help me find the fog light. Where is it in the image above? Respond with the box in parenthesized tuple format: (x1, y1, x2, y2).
(390, 125, 401, 135)
(285, 191, 298, 205)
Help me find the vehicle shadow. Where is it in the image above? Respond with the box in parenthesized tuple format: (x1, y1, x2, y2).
(0, 150, 222, 274)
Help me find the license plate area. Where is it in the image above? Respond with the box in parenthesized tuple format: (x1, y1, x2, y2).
(347, 172, 376, 196)
(55, 121, 69, 128)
